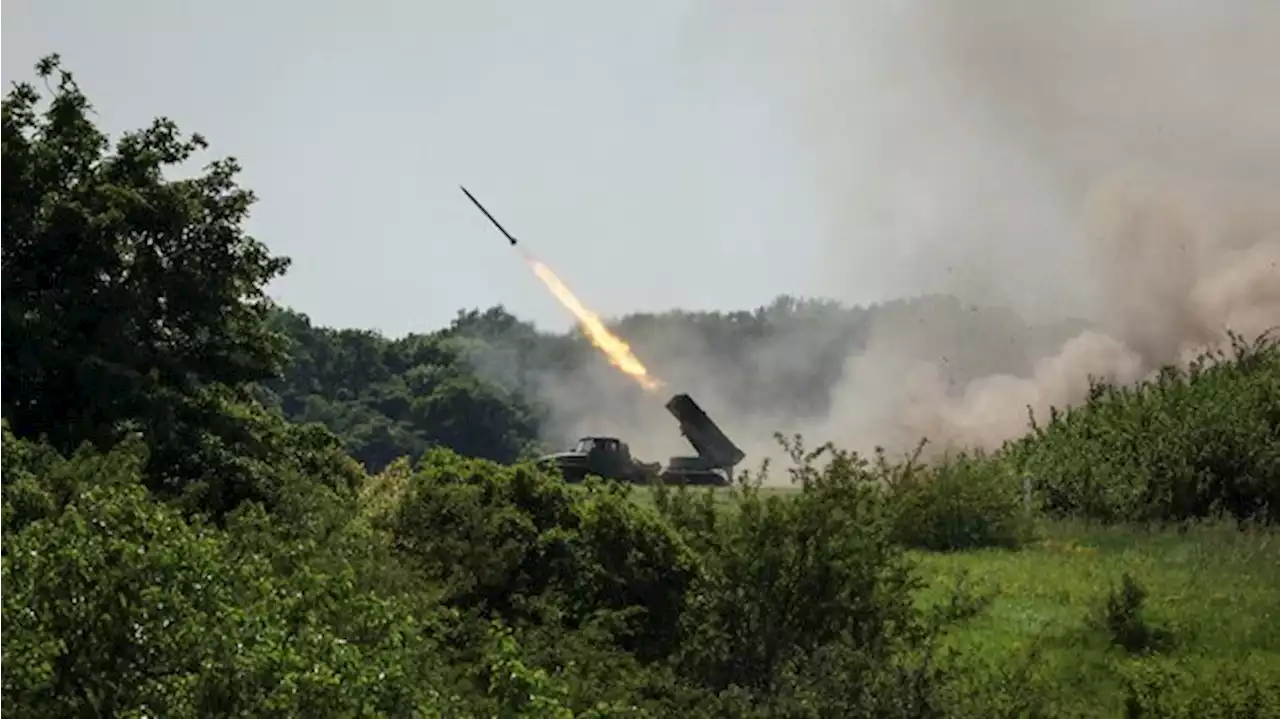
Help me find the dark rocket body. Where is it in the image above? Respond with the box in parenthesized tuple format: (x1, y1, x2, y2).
(460, 186, 519, 246)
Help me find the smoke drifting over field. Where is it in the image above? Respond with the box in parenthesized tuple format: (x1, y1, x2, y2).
(788, 1, 1280, 458)
(471, 2, 1280, 477)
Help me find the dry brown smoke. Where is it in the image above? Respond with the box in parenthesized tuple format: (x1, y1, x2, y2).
(475, 2, 1280, 478)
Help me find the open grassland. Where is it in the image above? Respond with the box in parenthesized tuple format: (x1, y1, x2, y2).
(916, 520, 1280, 716)
(625, 482, 1280, 715)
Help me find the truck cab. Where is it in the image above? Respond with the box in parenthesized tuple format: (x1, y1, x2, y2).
(537, 436, 657, 483)
(573, 436, 633, 475)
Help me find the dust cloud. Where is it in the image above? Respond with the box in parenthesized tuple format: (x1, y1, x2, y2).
(775, 1, 1280, 458)
(471, 2, 1280, 479)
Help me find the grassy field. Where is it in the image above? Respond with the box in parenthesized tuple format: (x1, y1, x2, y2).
(628, 485, 1279, 715)
(916, 520, 1280, 716)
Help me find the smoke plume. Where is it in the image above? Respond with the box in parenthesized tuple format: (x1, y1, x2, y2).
(467, 2, 1280, 479)
(772, 1, 1280, 458)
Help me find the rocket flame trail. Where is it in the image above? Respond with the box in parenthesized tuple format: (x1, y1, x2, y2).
(523, 252, 663, 392)
(457, 186, 660, 391)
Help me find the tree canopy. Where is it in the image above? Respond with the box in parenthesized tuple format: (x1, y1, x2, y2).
(3, 55, 289, 454)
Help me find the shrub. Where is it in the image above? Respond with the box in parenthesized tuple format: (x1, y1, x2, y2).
(1008, 331, 1280, 524)
(1088, 573, 1175, 656)
(884, 447, 1035, 551)
(1, 421, 49, 520)
(2, 422, 150, 534)
(654, 435, 955, 716)
(1119, 658, 1280, 719)
(1, 443, 463, 717)
(482, 622, 646, 719)
(140, 388, 368, 521)
(387, 448, 698, 657)
(377, 437, 973, 716)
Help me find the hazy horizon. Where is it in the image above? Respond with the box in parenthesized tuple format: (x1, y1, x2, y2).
(3, 1, 850, 337)
(6, 1, 1277, 467)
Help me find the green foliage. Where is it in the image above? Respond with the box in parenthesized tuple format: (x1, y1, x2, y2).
(662, 436, 921, 688)
(885, 447, 1036, 551)
(138, 384, 368, 520)
(2, 419, 88, 531)
(262, 308, 542, 471)
(1, 436, 462, 717)
(370, 440, 978, 716)
(387, 449, 697, 658)
(1120, 659, 1280, 719)
(2, 55, 288, 457)
(483, 623, 642, 719)
(1090, 573, 1176, 655)
(1, 56, 360, 519)
(1009, 331, 1280, 524)
(645, 436, 960, 716)
(913, 521, 1280, 716)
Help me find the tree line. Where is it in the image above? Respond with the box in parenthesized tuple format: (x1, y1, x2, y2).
(261, 294, 1093, 473)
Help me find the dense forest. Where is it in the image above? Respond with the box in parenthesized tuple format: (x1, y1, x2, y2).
(4, 56, 1278, 717)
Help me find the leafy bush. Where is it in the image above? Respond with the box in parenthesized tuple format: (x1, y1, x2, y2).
(386, 448, 698, 658)
(1119, 658, 1280, 719)
(1089, 573, 1176, 655)
(1, 470, 465, 717)
(1009, 331, 1280, 524)
(374, 439, 977, 716)
(137, 387, 368, 521)
(482, 622, 647, 719)
(652, 435, 957, 716)
(884, 447, 1035, 551)
(0, 453, 54, 530)
(669, 456, 914, 690)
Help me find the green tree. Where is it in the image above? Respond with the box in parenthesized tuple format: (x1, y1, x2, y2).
(1, 55, 314, 513)
(0, 57, 373, 514)
(1, 434, 460, 718)
(262, 308, 541, 470)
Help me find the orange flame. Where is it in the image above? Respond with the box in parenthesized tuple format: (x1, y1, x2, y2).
(524, 254, 663, 392)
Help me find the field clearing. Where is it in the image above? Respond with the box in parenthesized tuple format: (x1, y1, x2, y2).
(914, 520, 1280, 715)
(628, 484, 1280, 714)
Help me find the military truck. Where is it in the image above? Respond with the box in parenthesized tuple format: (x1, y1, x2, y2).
(535, 436, 662, 483)
(659, 393, 747, 486)
(536, 393, 746, 487)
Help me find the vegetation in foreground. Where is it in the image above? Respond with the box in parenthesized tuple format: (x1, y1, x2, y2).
(917, 521, 1280, 717)
(3, 55, 1279, 717)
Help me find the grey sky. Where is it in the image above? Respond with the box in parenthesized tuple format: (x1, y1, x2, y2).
(3, 1, 839, 336)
